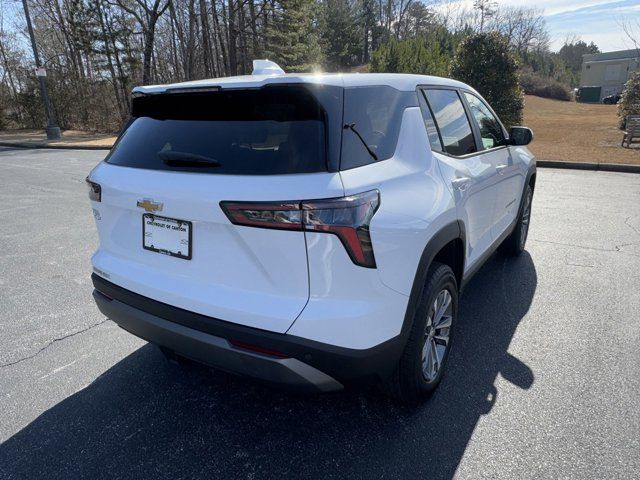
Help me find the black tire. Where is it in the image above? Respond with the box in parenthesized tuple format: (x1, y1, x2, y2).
(387, 262, 458, 405)
(499, 184, 533, 256)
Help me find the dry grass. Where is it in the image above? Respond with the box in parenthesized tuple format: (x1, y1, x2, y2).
(523, 95, 640, 165)
(0, 129, 116, 148)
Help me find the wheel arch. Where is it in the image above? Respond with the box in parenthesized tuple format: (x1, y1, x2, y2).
(528, 170, 537, 192)
(398, 221, 465, 345)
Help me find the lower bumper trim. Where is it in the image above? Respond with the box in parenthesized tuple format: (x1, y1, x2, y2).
(93, 290, 343, 392)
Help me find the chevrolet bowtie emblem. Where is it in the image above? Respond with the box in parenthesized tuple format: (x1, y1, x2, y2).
(137, 199, 163, 213)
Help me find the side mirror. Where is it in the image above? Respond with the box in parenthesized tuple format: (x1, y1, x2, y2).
(509, 126, 534, 146)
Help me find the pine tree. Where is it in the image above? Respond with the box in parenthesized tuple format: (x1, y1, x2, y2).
(322, 0, 361, 70)
(266, 0, 323, 72)
(370, 27, 454, 77)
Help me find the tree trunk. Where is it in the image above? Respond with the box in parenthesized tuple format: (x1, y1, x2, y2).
(142, 18, 156, 85)
(96, 0, 125, 118)
(227, 0, 238, 75)
(199, 0, 214, 76)
(248, 0, 260, 58)
(215, 0, 229, 75)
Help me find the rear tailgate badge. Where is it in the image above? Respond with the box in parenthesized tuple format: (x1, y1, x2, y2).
(137, 199, 163, 213)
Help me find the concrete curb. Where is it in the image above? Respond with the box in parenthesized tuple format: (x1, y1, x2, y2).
(0, 142, 112, 151)
(1, 142, 639, 172)
(537, 160, 640, 174)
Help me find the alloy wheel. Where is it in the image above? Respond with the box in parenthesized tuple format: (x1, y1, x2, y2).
(520, 191, 532, 249)
(422, 288, 453, 382)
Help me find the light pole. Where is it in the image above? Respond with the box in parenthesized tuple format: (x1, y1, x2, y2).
(21, 0, 61, 139)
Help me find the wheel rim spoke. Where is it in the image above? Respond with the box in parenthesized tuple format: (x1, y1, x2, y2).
(434, 332, 449, 346)
(435, 314, 452, 329)
(434, 290, 451, 322)
(429, 339, 438, 377)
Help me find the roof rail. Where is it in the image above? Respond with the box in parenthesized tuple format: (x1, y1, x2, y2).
(252, 59, 285, 76)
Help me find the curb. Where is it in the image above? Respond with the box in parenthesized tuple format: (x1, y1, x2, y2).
(537, 160, 640, 174)
(1, 142, 639, 172)
(0, 142, 112, 151)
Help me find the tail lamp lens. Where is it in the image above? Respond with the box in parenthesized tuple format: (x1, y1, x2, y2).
(86, 177, 101, 202)
(220, 190, 380, 268)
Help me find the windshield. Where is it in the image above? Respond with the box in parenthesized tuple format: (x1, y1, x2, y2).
(106, 86, 329, 175)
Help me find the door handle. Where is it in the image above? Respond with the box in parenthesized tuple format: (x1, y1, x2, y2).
(496, 164, 508, 175)
(452, 177, 470, 191)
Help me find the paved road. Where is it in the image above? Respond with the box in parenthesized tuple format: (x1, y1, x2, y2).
(0, 148, 639, 479)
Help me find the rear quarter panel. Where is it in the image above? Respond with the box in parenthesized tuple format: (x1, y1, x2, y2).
(340, 106, 457, 297)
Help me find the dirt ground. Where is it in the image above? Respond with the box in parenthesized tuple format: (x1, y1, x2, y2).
(523, 95, 639, 165)
(0, 129, 116, 149)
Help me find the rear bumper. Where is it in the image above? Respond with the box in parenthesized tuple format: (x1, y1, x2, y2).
(93, 289, 341, 391)
(92, 274, 406, 391)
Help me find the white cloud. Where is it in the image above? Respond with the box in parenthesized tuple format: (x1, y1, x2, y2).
(434, 0, 640, 52)
(433, 0, 614, 16)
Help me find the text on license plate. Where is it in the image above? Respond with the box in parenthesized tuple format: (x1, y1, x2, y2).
(142, 214, 192, 260)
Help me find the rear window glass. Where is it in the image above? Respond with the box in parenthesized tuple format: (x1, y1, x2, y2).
(341, 86, 417, 170)
(423, 89, 477, 157)
(106, 86, 327, 175)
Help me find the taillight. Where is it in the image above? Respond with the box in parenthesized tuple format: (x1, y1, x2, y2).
(86, 177, 101, 202)
(302, 192, 379, 267)
(220, 190, 380, 268)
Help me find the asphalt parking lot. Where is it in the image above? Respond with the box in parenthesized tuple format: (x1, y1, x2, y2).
(0, 147, 639, 479)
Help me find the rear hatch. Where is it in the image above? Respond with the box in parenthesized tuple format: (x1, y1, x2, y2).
(89, 85, 344, 333)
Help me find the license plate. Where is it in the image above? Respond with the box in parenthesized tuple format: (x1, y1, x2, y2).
(142, 214, 192, 260)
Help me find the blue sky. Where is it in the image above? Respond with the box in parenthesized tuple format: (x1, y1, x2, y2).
(439, 0, 640, 52)
(544, 0, 640, 51)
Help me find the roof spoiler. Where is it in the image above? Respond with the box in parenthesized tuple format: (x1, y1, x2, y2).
(252, 59, 285, 76)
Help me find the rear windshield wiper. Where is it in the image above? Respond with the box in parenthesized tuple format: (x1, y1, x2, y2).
(344, 123, 378, 162)
(158, 150, 222, 167)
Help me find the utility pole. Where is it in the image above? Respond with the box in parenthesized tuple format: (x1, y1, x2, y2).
(21, 0, 61, 139)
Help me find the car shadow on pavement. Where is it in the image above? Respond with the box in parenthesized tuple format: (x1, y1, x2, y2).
(0, 252, 536, 479)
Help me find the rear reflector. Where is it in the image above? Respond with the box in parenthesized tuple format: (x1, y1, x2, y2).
(229, 339, 290, 358)
(220, 190, 380, 268)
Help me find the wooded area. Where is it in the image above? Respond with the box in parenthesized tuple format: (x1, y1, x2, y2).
(0, 0, 599, 132)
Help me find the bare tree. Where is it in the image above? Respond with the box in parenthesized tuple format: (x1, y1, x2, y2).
(620, 18, 640, 57)
(490, 7, 548, 53)
(473, 0, 496, 32)
(112, 0, 170, 84)
(0, 0, 565, 134)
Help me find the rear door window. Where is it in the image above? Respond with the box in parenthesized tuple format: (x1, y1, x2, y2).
(417, 90, 443, 152)
(463, 92, 506, 150)
(106, 86, 329, 175)
(423, 89, 477, 157)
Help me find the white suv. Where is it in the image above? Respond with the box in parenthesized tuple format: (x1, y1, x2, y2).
(88, 61, 535, 404)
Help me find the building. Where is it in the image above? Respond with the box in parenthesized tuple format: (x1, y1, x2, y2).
(580, 49, 639, 102)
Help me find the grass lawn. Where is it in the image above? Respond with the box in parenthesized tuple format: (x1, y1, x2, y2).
(523, 95, 640, 165)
